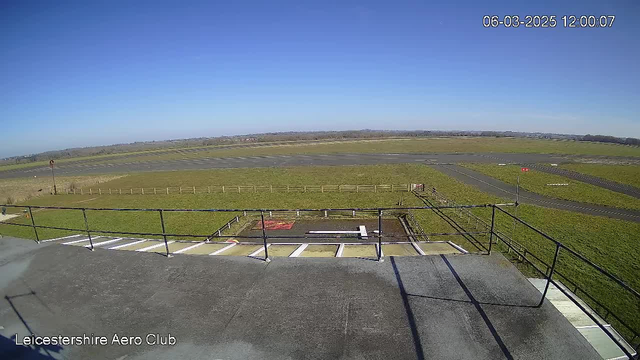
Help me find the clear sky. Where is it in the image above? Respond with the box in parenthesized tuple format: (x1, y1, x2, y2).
(1, 0, 639, 157)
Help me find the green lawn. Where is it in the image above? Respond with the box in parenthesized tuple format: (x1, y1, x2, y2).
(461, 163, 640, 210)
(1, 163, 638, 343)
(4, 137, 640, 173)
(561, 163, 640, 188)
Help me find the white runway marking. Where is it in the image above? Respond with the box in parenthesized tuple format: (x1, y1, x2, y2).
(86, 238, 123, 248)
(174, 242, 205, 254)
(62, 236, 101, 245)
(447, 241, 468, 254)
(137, 241, 174, 252)
(336, 244, 345, 257)
(289, 243, 308, 257)
(41, 234, 82, 243)
(109, 239, 146, 249)
(210, 243, 236, 255)
(248, 244, 270, 257)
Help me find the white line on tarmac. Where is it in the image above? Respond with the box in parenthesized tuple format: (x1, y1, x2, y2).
(336, 244, 345, 257)
(447, 241, 469, 254)
(248, 244, 270, 257)
(109, 239, 146, 250)
(289, 243, 308, 257)
(210, 243, 236, 255)
(173, 242, 205, 254)
(137, 241, 174, 252)
(85, 238, 123, 248)
(41, 234, 82, 242)
(62, 236, 102, 245)
(412, 242, 426, 256)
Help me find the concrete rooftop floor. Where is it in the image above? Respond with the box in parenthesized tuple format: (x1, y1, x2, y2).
(0, 236, 600, 360)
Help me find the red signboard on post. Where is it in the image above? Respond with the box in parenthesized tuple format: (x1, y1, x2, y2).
(521, 167, 529, 172)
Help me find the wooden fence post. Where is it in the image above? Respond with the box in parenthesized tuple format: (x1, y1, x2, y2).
(208, 186, 211, 194)
(287, 185, 290, 193)
(131, 188, 133, 195)
(166, 187, 169, 194)
(73, 189, 76, 195)
(254, 185, 257, 192)
(109, 189, 112, 195)
(119, 188, 122, 195)
(81, 189, 83, 195)
(374, 185, 377, 193)
(222, 186, 225, 193)
(99, 189, 101, 195)
(141, 188, 144, 195)
(321, 185, 324, 193)
(270, 185, 273, 193)
(154, 188, 157, 194)
(193, 186, 196, 194)
(339, 185, 342, 192)
(357, 185, 359, 193)
(179, 187, 182, 194)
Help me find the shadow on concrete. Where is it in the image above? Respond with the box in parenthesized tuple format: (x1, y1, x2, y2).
(439, 254, 514, 360)
(390, 256, 425, 360)
(1, 292, 63, 359)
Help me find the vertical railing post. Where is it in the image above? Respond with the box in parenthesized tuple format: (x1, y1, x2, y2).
(159, 210, 172, 258)
(82, 209, 94, 251)
(538, 243, 561, 307)
(260, 211, 270, 262)
(488, 205, 496, 254)
(27, 206, 40, 244)
(377, 209, 384, 262)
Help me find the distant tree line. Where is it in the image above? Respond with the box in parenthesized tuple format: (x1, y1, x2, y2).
(2, 130, 638, 165)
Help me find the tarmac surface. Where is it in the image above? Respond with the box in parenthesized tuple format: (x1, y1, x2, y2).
(0, 152, 601, 179)
(431, 164, 640, 223)
(0, 236, 601, 360)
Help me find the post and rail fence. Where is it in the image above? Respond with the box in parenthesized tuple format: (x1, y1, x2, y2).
(0, 201, 638, 358)
(63, 184, 418, 195)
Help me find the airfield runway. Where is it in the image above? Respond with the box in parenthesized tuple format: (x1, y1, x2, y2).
(2, 152, 640, 222)
(0, 152, 615, 179)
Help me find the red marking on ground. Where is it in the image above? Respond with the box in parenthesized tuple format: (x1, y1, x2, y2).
(253, 220, 295, 230)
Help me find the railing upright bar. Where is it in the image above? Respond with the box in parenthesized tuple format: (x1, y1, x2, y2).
(538, 243, 560, 307)
(260, 211, 270, 262)
(488, 205, 495, 254)
(159, 210, 172, 258)
(27, 206, 39, 244)
(377, 209, 383, 262)
(82, 208, 94, 251)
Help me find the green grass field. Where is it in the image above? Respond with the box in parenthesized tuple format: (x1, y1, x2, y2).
(560, 163, 640, 188)
(1, 163, 638, 342)
(461, 163, 640, 210)
(3, 137, 640, 173)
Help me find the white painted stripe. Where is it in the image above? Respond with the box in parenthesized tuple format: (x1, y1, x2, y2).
(359, 225, 368, 240)
(109, 239, 146, 250)
(137, 241, 174, 252)
(174, 242, 205, 254)
(62, 236, 102, 245)
(575, 324, 612, 329)
(85, 238, 122, 248)
(290, 243, 308, 257)
(412, 242, 426, 256)
(41, 234, 82, 243)
(336, 244, 345, 257)
(447, 241, 469, 254)
(308, 230, 361, 234)
(210, 243, 236, 255)
(248, 244, 270, 257)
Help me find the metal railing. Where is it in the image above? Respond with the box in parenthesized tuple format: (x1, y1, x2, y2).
(0, 201, 638, 358)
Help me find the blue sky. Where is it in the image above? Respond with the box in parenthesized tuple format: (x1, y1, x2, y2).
(1, 0, 639, 157)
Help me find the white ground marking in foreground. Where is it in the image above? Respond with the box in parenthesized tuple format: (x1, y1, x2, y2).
(412, 242, 426, 256)
(289, 243, 309, 257)
(209, 243, 236, 255)
(62, 236, 102, 245)
(85, 238, 123, 248)
(137, 241, 174, 252)
(173, 242, 205, 254)
(308, 225, 368, 240)
(109, 239, 146, 250)
(336, 244, 345, 257)
(41, 234, 82, 243)
(447, 241, 468, 254)
(248, 244, 271, 257)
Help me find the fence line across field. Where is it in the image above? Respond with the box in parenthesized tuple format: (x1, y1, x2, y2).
(65, 184, 418, 195)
